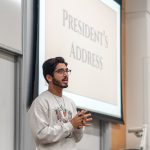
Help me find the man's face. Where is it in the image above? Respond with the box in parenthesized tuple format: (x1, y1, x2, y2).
(52, 63, 69, 88)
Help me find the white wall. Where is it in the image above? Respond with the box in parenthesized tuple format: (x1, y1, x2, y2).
(0, 51, 15, 150)
(126, 0, 150, 149)
(0, 0, 22, 52)
(0, 0, 22, 150)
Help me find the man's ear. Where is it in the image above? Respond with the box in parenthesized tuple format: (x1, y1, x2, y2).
(46, 74, 52, 83)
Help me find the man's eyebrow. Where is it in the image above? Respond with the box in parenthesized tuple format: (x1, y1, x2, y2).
(56, 68, 68, 70)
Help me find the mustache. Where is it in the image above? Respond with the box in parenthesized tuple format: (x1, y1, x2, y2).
(62, 77, 68, 81)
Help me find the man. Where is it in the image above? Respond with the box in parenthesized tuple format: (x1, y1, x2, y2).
(28, 57, 92, 150)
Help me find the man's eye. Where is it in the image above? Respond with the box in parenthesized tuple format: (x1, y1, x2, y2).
(55, 68, 71, 75)
(59, 69, 64, 73)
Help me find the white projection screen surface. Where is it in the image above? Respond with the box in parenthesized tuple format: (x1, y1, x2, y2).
(38, 0, 122, 121)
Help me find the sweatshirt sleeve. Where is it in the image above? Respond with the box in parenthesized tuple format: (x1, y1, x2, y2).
(71, 101, 84, 142)
(28, 99, 74, 144)
(73, 127, 84, 142)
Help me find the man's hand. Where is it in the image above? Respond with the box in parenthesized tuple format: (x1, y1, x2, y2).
(70, 110, 92, 129)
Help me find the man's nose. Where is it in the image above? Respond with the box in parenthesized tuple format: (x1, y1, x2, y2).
(63, 71, 68, 76)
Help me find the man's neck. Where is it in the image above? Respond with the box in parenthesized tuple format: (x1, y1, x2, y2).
(48, 86, 62, 97)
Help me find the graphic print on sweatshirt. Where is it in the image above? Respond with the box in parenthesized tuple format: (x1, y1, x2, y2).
(55, 107, 72, 123)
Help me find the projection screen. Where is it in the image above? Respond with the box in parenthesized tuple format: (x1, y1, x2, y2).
(38, 0, 122, 122)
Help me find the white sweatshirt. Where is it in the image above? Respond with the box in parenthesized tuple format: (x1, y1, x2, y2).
(28, 90, 84, 150)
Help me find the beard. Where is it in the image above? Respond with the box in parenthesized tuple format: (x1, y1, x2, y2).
(52, 77, 68, 88)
